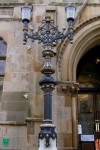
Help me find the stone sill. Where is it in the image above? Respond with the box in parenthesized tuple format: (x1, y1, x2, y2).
(26, 117, 43, 123)
(49, 2, 100, 6)
(0, 18, 19, 22)
(0, 121, 27, 126)
(0, 3, 33, 7)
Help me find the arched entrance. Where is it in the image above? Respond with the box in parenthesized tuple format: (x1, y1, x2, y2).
(57, 16, 100, 150)
(58, 16, 100, 81)
(77, 45, 100, 150)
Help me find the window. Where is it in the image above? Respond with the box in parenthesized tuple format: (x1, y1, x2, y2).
(0, 38, 7, 109)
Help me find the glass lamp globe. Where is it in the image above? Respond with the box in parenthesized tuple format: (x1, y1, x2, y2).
(21, 6, 32, 22)
(65, 5, 76, 21)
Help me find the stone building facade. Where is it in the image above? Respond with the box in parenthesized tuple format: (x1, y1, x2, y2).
(0, 0, 99, 150)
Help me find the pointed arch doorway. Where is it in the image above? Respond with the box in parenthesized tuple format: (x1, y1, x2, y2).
(77, 45, 100, 150)
(58, 17, 100, 150)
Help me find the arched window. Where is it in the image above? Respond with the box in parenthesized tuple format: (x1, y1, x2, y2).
(0, 38, 7, 75)
(0, 38, 7, 102)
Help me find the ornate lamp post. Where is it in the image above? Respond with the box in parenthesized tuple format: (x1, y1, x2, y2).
(21, 4, 76, 150)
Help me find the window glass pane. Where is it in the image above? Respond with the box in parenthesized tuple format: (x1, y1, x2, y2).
(78, 94, 93, 113)
(0, 85, 3, 101)
(0, 77, 3, 111)
(0, 39, 7, 55)
(0, 60, 6, 74)
(78, 94, 94, 135)
(97, 95, 100, 120)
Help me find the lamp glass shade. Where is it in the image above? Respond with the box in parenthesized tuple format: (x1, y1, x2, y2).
(65, 5, 76, 21)
(21, 6, 32, 22)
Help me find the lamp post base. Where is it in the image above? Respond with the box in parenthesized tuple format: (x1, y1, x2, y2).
(38, 123, 57, 150)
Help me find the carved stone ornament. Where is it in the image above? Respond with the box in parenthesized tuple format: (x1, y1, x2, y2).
(57, 80, 79, 95)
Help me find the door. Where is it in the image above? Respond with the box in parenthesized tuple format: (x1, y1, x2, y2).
(95, 94, 100, 150)
(78, 90, 100, 150)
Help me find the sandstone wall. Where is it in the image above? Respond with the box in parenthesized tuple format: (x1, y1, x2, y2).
(0, 1, 99, 150)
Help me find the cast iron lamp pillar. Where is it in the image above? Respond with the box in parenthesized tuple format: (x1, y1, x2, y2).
(21, 4, 76, 149)
(39, 48, 57, 149)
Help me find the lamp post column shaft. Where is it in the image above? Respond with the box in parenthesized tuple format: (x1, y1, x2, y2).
(44, 90, 52, 121)
(38, 49, 57, 150)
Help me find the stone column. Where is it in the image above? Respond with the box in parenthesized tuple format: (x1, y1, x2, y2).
(57, 81, 78, 150)
(71, 84, 78, 150)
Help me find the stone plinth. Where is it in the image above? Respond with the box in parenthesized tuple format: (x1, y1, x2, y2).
(0, 122, 27, 150)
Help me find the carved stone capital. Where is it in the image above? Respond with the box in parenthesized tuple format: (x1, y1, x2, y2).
(57, 80, 79, 95)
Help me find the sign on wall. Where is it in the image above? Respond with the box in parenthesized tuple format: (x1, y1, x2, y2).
(78, 124, 82, 134)
(81, 135, 94, 141)
(2, 137, 10, 147)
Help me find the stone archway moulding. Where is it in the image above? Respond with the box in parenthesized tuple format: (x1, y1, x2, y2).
(57, 16, 100, 82)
